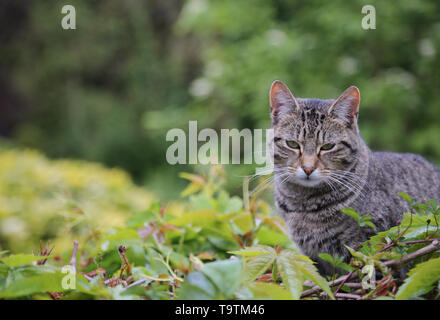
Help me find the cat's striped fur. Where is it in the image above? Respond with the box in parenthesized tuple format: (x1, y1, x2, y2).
(269, 80, 440, 275)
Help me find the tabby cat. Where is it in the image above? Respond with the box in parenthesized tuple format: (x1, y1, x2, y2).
(269, 80, 440, 275)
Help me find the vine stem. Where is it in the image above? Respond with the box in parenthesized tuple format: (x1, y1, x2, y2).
(384, 240, 440, 268)
(301, 240, 440, 298)
(243, 177, 250, 213)
(334, 293, 361, 300)
(70, 240, 79, 274)
(377, 237, 440, 254)
(301, 272, 357, 297)
(399, 238, 440, 245)
(333, 270, 355, 295)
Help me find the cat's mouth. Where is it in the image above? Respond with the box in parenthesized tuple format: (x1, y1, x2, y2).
(293, 168, 325, 187)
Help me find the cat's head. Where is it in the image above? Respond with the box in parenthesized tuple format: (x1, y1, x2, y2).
(269, 80, 362, 188)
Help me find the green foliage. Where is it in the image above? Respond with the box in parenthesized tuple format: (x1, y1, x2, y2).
(341, 208, 376, 229)
(277, 250, 334, 300)
(0, 161, 299, 300)
(2, 0, 439, 200)
(0, 149, 154, 253)
(1, 254, 50, 268)
(0, 271, 66, 299)
(0, 154, 439, 300)
(200, 259, 243, 298)
(231, 245, 276, 281)
(395, 257, 440, 300)
(231, 245, 334, 299)
(318, 253, 353, 274)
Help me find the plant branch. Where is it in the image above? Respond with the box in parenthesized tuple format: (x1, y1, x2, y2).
(302, 240, 440, 298)
(384, 240, 440, 268)
(301, 272, 357, 297)
(334, 293, 361, 300)
(70, 240, 79, 273)
(333, 270, 355, 294)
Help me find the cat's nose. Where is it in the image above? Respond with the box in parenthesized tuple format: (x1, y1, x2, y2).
(302, 166, 315, 176)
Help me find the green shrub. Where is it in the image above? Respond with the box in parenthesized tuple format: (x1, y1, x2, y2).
(0, 149, 154, 254)
(1, 151, 440, 300)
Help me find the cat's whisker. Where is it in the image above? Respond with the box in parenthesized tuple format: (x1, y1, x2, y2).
(278, 173, 293, 188)
(328, 172, 370, 193)
(326, 175, 368, 201)
(326, 174, 361, 193)
(250, 172, 290, 196)
(245, 167, 286, 182)
(323, 169, 368, 186)
(250, 178, 273, 196)
(324, 179, 337, 194)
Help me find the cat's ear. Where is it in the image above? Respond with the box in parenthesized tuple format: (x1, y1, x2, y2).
(269, 80, 299, 120)
(328, 86, 360, 128)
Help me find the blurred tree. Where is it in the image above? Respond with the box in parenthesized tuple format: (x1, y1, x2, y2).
(0, 0, 439, 199)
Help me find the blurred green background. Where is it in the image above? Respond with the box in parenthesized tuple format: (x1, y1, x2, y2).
(1, 0, 439, 201)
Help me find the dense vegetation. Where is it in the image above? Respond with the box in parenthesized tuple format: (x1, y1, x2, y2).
(0, 149, 154, 254)
(1, 0, 439, 199)
(0, 0, 439, 301)
(0, 150, 439, 300)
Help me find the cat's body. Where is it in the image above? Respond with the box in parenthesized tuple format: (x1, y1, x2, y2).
(269, 81, 440, 275)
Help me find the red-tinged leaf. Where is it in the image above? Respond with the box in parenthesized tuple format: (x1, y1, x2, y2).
(179, 263, 190, 274)
(137, 222, 157, 240)
(85, 268, 106, 278)
(160, 204, 167, 216)
(231, 233, 244, 248)
(197, 252, 215, 260)
(262, 217, 288, 234)
(160, 224, 180, 233)
(179, 172, 206, 185)
(256, 273, 274, 282)
(180, 182, 202, 197)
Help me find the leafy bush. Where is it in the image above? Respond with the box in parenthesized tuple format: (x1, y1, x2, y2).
(1, 154, 439, 300)
(0, 149, 154, 254)
(3, 1, 439, 199)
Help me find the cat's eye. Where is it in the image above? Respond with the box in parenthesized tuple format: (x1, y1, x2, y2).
(320, 143, 335, 151)
(286, 140, 300, 149)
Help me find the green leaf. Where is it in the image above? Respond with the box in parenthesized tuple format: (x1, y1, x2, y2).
(159, 246, 190, 269)
(229, 245, 276, 257)
(345, 245, 369, 261)
(203, 227, 239, 251)
(361, 221, 377, 229)
(398, 193, 414, 205)
(217, 191, 243, 214)
(276, 252, 303, 300)
(180, 182, 202, 197)
(201, 259, 243, 298)
(231, 212, 253, 234)
(318, 253, 352, 272)
(238, 246, 277, 281)
(168, 209, 217, 227)
(0, 271, 67, 298)
(245, 282, 293, 300)
(104, 228, 142, 242)
(395, 257, 440, 300)
(318, 253, 334, 264)
(189, 194, 216, 210)
(425, 199, 438, 211)
(341, 208, 360, 222)
(280, 250, 334, 300)
(1, 254, 49, 267)
(413, 203, 431, 213)
(255, 225, 290, 246)
(178, 271, 219, 300)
